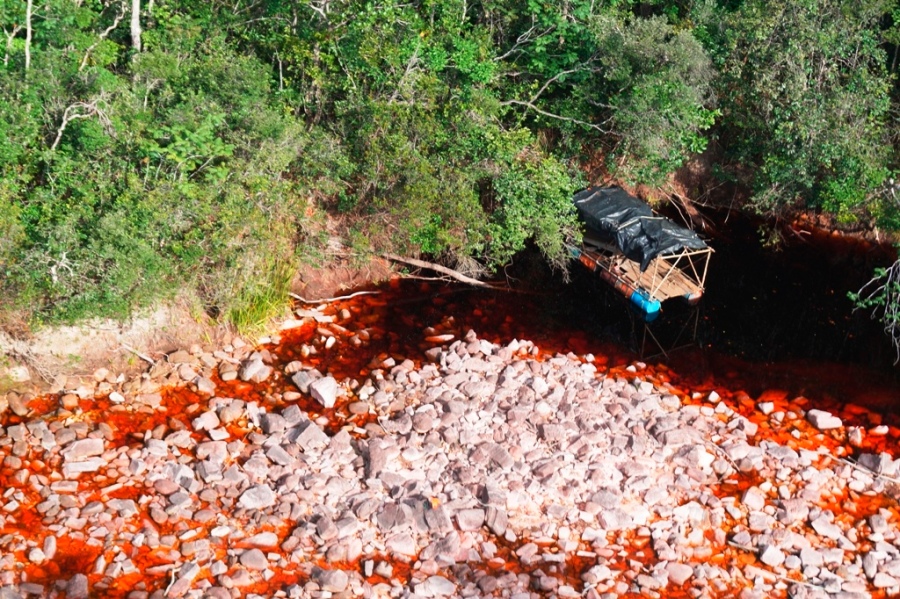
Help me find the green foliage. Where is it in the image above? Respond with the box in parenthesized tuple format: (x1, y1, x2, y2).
(0, 7, 346, 330)
(488, 147, 583, 270)
(3, 0, 900, 335)
(710, 0, 893, 217)
(589, 14, 717, 185)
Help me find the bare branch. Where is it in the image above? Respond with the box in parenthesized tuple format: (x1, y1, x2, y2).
(494, 25, 555, 62)
(525, 62, 594, 105)
(499, 99, 610, 133)
(3, 24, 22, 67)
(50, 98, 113, 151)
(854, 259, 900, 364)
(389, 41, 421, 104)
(289, 290, 381, 304)
(382, 253, 501, 289)
(120, 343, 155, 365)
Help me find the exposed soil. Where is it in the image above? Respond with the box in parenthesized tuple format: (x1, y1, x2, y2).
(0, 252, 396, 396)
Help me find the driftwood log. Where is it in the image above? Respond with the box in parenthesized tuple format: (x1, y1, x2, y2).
(382, 253, 500, 289)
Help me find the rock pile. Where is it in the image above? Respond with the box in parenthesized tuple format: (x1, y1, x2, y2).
(0, 322, 898, 599)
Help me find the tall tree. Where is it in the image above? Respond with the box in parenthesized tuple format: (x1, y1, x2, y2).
(24, 0, 31, 71)
(131, 0, 141, 52)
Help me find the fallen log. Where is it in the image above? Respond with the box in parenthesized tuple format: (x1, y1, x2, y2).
(382, 253, 499, 289)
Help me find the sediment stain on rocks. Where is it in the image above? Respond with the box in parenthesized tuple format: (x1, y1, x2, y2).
(0, 282, 899, 598)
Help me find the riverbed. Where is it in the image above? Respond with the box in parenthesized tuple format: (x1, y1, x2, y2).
(1, 277, 899, 599)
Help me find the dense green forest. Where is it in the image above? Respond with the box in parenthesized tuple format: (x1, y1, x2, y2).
(2, 0, 900, 333)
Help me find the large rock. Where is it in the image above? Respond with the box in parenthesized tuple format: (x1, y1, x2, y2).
(666, 563, 694, 586)
(858, 452, 898, 477)
(416, 576, 457, 597)
(238, 485, 276, 510)
(66, 574, 89, 599)
(239, 358, 272, 383)
(312, 567, 349, 593)
(291, 421, 330, 451)
(239, 549, 269, 571)
(310, 376, 339, 408)
(61, 438, 104, 461)
(291, 370, 319, 394)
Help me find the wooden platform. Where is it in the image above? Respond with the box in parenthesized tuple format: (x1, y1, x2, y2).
(579, 234, 711, 304)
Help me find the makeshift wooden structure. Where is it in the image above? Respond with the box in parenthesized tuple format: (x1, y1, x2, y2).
(570, 231, 712, 319)
(569, 186, 713, 356)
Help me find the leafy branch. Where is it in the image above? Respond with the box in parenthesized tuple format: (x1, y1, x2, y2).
(79, 0, 128, 71)
(850, 258, 900, 363)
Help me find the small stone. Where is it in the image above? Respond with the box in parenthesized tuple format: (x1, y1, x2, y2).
(870, 514, 889, 535)
(195, 377, 216, 396)
(240, 359, 272, 383)
(167, 562, 201, 597)
(63, 457, 106, 476)
(412, 412, 434, 433)
(61, 438, 105, 461)
(60, 393, 80, 410)
(192, 411, 220, 432)
(456, 509, 485, 531)
(485, 507, 508, 536)
(807, 409, 842, 430)
(291, 371, 317, 393)
(6, 392, 28, 416)
(168, 350, 192, 364)
(858, 452, 897, 477)
(43, 536, 57, 560)
(800, 548, 825, 568)
(810, 516, 844, 540)
(178, 364, 198, 381)
(292, 421, 330, 451)
(416, 576, 457, 597)
(741, 486, 766, 512)
(759, 545, 785, 567)
(260, 413, 287, 435)
(245, 532, 279, 547)
(385, 533, 417, 557)
(874, 573, 899, 588)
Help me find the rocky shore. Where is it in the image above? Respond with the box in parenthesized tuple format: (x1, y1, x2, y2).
(0, 297, 898, 599)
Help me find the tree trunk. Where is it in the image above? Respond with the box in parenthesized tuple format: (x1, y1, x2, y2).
(24, 0, 32, 71)
(130, 0, 141, 52)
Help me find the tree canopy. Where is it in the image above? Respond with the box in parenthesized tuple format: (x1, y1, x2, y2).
(1, 0, 900, 330)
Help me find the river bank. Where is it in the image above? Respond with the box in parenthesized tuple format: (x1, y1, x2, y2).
(0, 284, 899, 599)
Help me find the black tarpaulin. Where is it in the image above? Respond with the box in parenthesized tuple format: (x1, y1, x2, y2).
(573, 186, 708, 271)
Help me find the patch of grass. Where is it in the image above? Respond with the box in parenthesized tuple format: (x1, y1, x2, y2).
(226, 259, 294, 338)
